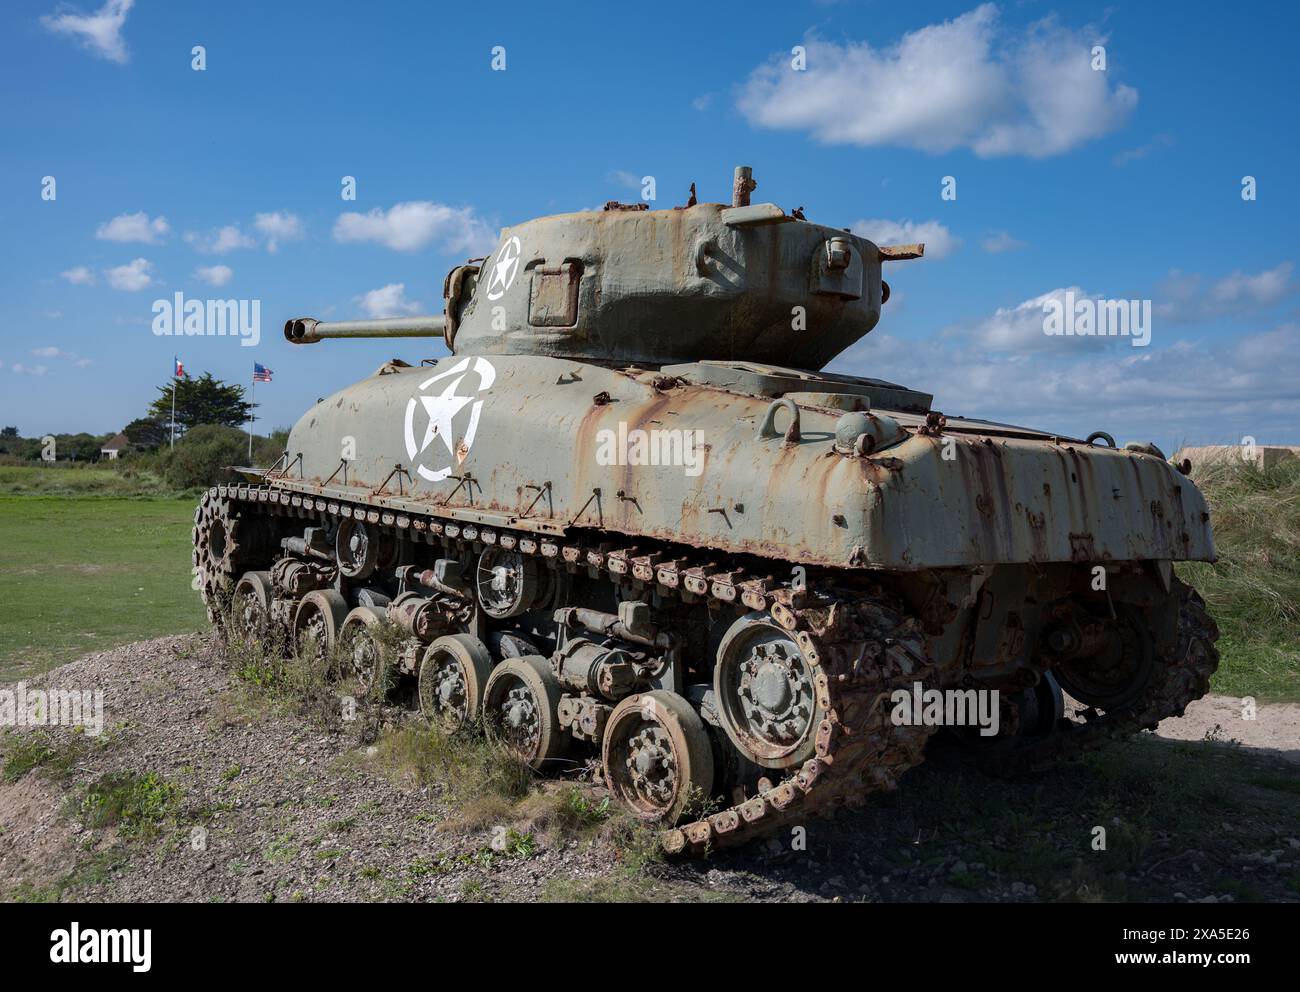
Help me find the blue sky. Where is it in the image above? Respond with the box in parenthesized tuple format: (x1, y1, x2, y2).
(1, 0, 1296, 455)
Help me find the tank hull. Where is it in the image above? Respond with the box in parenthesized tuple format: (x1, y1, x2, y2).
(279, 354, 1214, 571)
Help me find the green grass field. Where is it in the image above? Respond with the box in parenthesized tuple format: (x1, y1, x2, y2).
(0, 464, 191, 499)
(0, 492, 205, 682)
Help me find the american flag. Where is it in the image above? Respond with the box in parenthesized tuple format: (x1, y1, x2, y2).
(253, 362, 273, 382)
(174, 356, 186, 377)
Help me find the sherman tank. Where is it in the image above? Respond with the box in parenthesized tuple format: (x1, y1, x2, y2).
(194, 166, 1219, 854)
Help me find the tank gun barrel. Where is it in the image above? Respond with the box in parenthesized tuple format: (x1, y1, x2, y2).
(284, 315, 446, 344)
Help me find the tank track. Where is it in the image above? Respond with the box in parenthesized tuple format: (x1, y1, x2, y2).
(193, 488, 243, 624)
(664, 594, 934, 855)
(970, 581, 1220, 777)
(195, 483, 937, 855)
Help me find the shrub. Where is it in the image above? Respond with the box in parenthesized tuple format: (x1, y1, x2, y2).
(162, 424, 248, 489)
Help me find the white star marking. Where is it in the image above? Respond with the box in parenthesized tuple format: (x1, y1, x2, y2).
(402, 356, 497, 484)
(417, 374, 473, 456)
(486, 236, 521, 300)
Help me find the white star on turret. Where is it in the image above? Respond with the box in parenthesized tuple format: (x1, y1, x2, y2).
(417, 374, 473, 456)
(486, 236, 521, 299)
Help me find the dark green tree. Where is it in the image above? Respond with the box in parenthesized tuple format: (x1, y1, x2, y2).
(52, 433, 102, 462)
(0, 427, 21, 456)
(148, 372, 254, 437)
(123, 415, 169, 450)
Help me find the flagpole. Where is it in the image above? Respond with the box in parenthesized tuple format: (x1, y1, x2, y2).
(248, 368, 255, 462)
(170, 357, 177, 450)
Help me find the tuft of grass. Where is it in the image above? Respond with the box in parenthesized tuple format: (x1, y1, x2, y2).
(222, 621, 343, 728)
(222, 613, 408, 733)
(2, 848, 132, 904)
(1178, 456, 1300, 700)
(495, 828, 537, 858)
(367, 724, 534, 830)
(558, 787, 612, 829)
(603, 814, 669, 878)
(70, 771, 181, 839)
(1, 730, 84, 783)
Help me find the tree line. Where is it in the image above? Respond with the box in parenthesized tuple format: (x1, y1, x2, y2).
(1, 372, 257, 460)
(0, 372, 285, 489)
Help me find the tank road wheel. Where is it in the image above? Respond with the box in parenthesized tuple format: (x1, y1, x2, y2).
(713, 612, 827, 770)
(293, 589, 349, 673)
(475, 548, 543, 619)
(1053, 604, 1156, 712)
(339, 606, 393, 697)
(603, 691, 714, 824)
(230, 571, 274, 644)
(335, 518, 378, 581)
(418, 634, 494, 731)
(482, 656, 566, 768)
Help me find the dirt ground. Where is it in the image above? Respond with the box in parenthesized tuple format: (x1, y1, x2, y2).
(1150, 694, 1300, 763)
(1, 635, 1297, 903)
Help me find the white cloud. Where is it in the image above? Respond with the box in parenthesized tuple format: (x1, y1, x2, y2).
(1113, 133, 1175, 166)
(1208, 262, 1294, 309)
(29, 347, 89, 367)
(962, 286, 1114, 352)
(737, 5, 1136, 158)
(1157, 262, 1296, 322)
(357, 283, 421, 319)
(852, 219, 959, 260)
(105, 257, 153, 291)
(185, 225, 257, 254)
(691, 94, 714, 111)
(95, 211, 168, 244)
(10, 363, 49, 377)
(194, 264, 233, 287)
(333, 202, 494, 254)
(606, 170, 642, 190)
(836, 321, 1300, 451)
(40, 0, 133, 64)
(186, 214, 304, 254)
(61, 265, 96, 286)
(981, 230, 1027, 253)
(253, 211, 304, 252)
(40, 310, 63, 319)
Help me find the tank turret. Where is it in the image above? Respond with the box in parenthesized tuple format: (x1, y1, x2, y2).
(286, 165, 923, 370)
